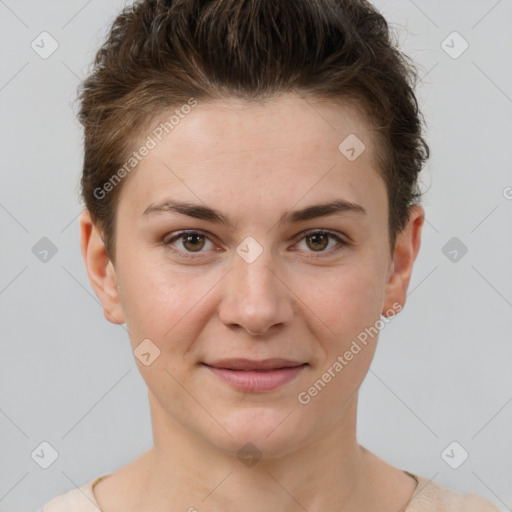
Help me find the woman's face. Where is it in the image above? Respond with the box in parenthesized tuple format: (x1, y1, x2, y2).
(84, 94, 422, 458)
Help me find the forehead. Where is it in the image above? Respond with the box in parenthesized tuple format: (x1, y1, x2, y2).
(118, 94, 386, 222)
(157, 94, 376, 161)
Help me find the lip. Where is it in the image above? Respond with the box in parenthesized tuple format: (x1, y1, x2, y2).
(205, 358, 305, 371)
(202, 359, 308, 392)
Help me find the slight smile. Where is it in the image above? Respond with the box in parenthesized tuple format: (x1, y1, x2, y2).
(202, 358, 309, 392)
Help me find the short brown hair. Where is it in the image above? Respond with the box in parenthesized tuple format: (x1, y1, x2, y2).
(78, 0, 429, 262)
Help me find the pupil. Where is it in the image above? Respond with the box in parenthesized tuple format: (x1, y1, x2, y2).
(309, 234, 327, 251)
(180, 233, 329, 253)
(184, 234, 204, 251)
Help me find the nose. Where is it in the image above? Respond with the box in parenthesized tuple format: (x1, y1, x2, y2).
(218, 250, 295, 337)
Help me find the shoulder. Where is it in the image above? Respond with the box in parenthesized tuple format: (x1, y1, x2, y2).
(38, 474, 110, 512)
(405, 472, 502, 512)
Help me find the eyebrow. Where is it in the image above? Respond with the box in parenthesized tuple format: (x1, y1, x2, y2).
(142, 198, 366, 230)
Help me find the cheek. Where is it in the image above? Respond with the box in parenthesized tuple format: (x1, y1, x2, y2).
(297, 268, 383, 409)
(117, 253, 219, 344)
(117, 240, 387, 355)
(116, 254, 171, 340)
(300, 262, 384, 340)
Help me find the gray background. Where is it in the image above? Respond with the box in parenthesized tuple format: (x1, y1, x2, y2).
(0, 0, 511, 510)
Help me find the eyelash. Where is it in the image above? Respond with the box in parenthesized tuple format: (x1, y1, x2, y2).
(163, 229, 349, 260)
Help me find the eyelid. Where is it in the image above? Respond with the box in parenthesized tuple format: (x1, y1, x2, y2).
(293, 228, 348, 244)
(162, 229, 218, 260)
(290, 229, 349, 257)
(163, 228, 349, 259)
(163, 229, 215, 246)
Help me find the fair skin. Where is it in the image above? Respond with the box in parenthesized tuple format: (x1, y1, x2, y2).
(80, 94, 424, 512)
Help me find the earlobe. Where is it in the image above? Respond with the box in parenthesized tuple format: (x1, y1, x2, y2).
(79, 209, 125, 325)
(381, 205, 424, 316)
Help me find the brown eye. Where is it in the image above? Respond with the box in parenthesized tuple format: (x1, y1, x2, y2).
(181, 233, 206, 252)
(164, 230, 215, 259)
(305, 233, 329, 252)
(294, 229, 348, 258)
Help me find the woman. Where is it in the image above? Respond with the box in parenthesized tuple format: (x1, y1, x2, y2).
(39, 0, 500, 510)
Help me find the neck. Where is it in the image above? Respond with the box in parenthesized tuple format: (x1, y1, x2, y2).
(141, 391, 373, 512)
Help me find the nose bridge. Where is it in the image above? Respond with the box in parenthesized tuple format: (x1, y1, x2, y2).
(236, 248, 276, 296)
(218, 239, 293, 335)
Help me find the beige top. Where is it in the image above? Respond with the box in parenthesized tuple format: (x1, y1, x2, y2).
(38, 470, 501, 511)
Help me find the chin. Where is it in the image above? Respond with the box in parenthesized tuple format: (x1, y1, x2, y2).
(205, 405, 313, 460)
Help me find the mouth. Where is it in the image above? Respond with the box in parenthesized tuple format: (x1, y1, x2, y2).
(202, 358, 308, 392)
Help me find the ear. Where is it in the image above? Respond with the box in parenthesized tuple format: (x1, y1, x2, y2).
(79, 209, 125, 325)
(382, 205, 424, 316)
